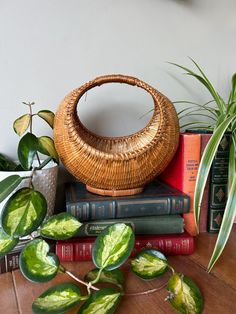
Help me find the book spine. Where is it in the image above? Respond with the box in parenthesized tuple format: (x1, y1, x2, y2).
(0, 250, 21, 274)
(76, 215, 184, 237)
(56, 234, 194, 262)
(207, 134, 230, 233)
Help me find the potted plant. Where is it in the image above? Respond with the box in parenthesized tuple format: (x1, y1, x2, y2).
(0, 101, 59, 217)
(170, 59, 236, 271)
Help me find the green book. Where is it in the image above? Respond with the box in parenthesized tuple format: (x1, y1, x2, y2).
(76, 215, 184, 237)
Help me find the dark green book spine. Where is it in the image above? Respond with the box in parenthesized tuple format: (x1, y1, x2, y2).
(207, 134, 230, 233)
(76, 215, 184, 237)
(66, 197, 190, 221)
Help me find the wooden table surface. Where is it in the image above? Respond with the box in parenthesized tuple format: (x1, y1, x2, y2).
(1, 226, 236, 314)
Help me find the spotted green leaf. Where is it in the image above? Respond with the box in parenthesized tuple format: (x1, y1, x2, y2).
(37, 136, 59, 161)
(0, 228, 19, 257)
(37, 110, 55, 128)
(18, 132, 39, 170)
(167, 273, 204, 314)
(40, 213, 82, 240)
(0, 175, 23, 203)
(1, 187, 47, 238)
(13, 114, 31, 136)
(20, 238, 60, 283)
(92, 223, 135, 271)
(78, 288, 121, 314)
(84, 268, 124, 291)
(32, 283, 81, 314)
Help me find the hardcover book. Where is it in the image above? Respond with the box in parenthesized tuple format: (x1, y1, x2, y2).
(65, 180, 190, 221)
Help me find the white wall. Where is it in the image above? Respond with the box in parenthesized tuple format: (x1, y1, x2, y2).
(0, 0, 236, 159)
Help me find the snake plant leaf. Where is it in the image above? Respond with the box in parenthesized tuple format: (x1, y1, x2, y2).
(40, 213, 82, 240)
(167, 273, 204, 314)
(32, 283, 81, 314)
(13, 114, 31, 136)
(20, 238, 60, 283)
(37, 136, 59, 161)
(0, 228, 19, 257)
(0, 153, 18, 171)
(0, 175, 23, 203)
(194, 116, 236, 228)
(78, 288, 122, 314)
(84, 268, 124, 291)
(1, 187, 47, 238)
(207, 173, 236, 272)
(92, 223, 135, 271)
(18, 132, 39, 170)
(131, 249, 168, 280)
(37, 110, 55, 129)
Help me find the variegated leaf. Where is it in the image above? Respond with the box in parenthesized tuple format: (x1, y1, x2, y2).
(32, 283, 81, 313)
(18, 132, 39, 170)
(37, 110, 55, 128)
(131, 249, 168, 280)
(0, 228, 19, 257)
(20, 239, 60, 283)
(167, 273, 204, 314)
(13, 114, 30, 136)
(78, 288, 121, 314)
(38, 136, 58, 160)
(1, 187, 47, 238)
(40, 213, 82, 240)
(92, 223, 135, 270)
(0, 153, 17, 171)
(0, 175, 23, 203)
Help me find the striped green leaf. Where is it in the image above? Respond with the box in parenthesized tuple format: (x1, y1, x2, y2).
(37, 136, 58, 161)
(167, 273, 204, 314)
(84, 268, 124, 291)
(20, 239, 60, 283)
(0, 175, 23, 203)
(0, 153, 17, 171)
(40, 213, 82, 240)
(194, 116, 236, 229)
(32, 283, 81, 313)
(13, 114, 31, 136)
(208, 173, 236, 272)
(92, 223, 135, 271)
(0, 228, 19, 258)
(78, 288, 121, 314)
(17, 132, 38, 170)
(37, 110, 55, 129)
(131, 249, 168, 280)
(1, 188, 47, 238)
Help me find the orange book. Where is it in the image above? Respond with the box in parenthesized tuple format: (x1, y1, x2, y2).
(159, 133, 201, 236)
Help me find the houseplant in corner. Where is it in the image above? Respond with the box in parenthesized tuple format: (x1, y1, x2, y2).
(170, 59, 236, 271)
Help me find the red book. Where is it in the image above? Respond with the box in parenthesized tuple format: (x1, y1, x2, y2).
(56, 232, 194, 262)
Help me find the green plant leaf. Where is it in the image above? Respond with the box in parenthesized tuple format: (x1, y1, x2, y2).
(37, 110, 55, 128)
(13, 114, 31, 136)
(20, 238, 60, 283)
(78, 288, 122, 314)
(207, 173, 236, 272)
(40, 213, 82, 240)
(18, 132, 39, 170)
(194, 116, 236, 228)
(0, 175, 23, 203)
(1, 187, 47, 238)
(32, 283, 81, 314)
(0, 228, 19, 257)
(37, 136, 59, 161)
(84, 268, 124, 291)
(167, 273, 204, 314)
(131, 249, 168, 280)
(228, 139, 236, 191)
(92, 223, 135, 271)
(0, 153, 18, 171)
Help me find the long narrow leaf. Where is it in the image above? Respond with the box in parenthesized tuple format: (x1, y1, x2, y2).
(207, 174, 236, 271)
(179, 113, 216, 121)
(194, 116, 236, 228)
(228, 141, 236, 191)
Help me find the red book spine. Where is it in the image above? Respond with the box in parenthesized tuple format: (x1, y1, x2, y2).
(56, 233, 194, 262)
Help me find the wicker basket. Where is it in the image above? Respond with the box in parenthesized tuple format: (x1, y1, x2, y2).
(54, 74, 179, 196)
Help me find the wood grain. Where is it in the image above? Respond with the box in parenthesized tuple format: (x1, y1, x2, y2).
(0, 272, 18, 314)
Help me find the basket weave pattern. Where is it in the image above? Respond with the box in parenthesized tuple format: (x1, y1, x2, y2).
(54, 75, 179, 195)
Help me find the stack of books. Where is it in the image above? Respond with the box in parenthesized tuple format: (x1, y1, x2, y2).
(56, 180, 195, 262)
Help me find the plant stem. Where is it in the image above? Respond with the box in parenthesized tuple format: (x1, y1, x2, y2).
(65, 270, 99, 291)
(28, 167, 37, 188)
(124, 281, 167, 296)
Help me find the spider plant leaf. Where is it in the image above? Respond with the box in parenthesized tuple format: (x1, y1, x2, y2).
(37, 136, 59, 161)
(32, 283, 81, 313)
(228, 141, 236, 191)
(0, 175, 23, 203)
(194, 115, 236, 228)
(179, 113, 216, 121)
(207, 173, 236, 272)
(13, 114, 31, 136)
(37, 110, 55, 129)
(228, 73, 236, 104)
(18, 132, 38, 170)
(0, 228, 19, 257)
(180, 121, 211, 130)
